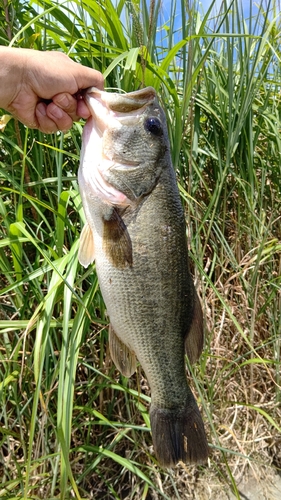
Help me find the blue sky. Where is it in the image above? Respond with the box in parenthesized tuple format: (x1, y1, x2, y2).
(200, 0, 260, 17)
(159, 0, 265, 41)
(161, 1, 260, 23)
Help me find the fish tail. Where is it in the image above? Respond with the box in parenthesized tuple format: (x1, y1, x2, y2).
(150, 395, 208, 467)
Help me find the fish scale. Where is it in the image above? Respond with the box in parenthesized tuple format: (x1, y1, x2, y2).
(78, 86, 209, 466)
(99, 185, 192, 404)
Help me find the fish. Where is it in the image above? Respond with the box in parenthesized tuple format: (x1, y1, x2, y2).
(78, 86, 208, 467)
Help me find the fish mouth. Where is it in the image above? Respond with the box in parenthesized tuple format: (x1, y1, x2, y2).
(80, 87, 157, 206)
(84, 86, 157, 128)
(85, 86, 156, 112)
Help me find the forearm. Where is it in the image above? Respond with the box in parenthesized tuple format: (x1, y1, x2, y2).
(0, 46, 26, 111)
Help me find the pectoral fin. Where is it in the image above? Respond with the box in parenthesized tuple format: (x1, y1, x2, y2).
(109, 324, 137, 377)
(185, 291, 204, 364)
(103, 207, 132, 268)
(78, 222, 95, 268)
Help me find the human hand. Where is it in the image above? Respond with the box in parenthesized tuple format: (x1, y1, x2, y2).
(0, 47, 104, 134)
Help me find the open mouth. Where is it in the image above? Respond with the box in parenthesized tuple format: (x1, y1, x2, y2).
(84, 87, 156, 129)
(79, 87, 158, 206)
(85, 86, 156, 111)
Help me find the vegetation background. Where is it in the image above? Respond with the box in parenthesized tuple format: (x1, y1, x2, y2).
(0, 0, 280, 498)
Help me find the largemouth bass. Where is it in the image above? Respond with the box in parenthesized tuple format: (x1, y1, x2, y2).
(78, 86, 208, 467)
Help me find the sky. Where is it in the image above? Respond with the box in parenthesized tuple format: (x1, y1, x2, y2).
(212, 1, 260, 15)
(55, 1, 274, 43)
(196, 0, 259, 16)
(159, 0, 269, 41)
(161, 1, 262, 26)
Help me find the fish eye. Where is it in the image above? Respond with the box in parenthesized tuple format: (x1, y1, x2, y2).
(144, 117, 163, 136)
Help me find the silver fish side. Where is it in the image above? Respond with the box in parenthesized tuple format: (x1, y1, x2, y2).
(78, 86, 208, 467)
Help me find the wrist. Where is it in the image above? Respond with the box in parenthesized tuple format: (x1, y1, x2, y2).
(0, 47, 26, 111)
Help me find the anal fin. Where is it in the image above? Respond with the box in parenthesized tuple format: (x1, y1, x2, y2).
(103, 207, 132, 269)
(185, 291, 204, 364)
(109, 324, 136, 377)
(78, 222, 95, 268)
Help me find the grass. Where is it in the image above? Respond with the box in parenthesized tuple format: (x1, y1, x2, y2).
(0, 0, 281, 498)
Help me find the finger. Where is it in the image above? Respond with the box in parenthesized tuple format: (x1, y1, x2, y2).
(46, 102, 73, 132)
(77, 98, 91, 119)
(75, 67, 104, 92)
(52, 93, 79, 120)
(36, 102, 60, 134)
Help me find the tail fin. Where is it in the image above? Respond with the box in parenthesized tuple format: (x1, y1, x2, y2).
(150, 395, 208, 467)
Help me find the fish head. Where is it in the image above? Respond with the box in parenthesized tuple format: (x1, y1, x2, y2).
(79, 86, 171, 205)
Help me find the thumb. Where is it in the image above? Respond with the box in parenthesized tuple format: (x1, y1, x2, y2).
(74, 65, 104, 92)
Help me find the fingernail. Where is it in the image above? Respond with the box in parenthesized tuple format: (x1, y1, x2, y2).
(50, 106, 64, 119)
(37, 102, 46, 116)
(56, 94, 69, 107)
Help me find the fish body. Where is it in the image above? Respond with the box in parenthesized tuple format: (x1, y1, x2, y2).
(78, 87, 208, 467)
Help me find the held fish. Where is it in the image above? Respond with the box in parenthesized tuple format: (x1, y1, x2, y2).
(78, 86, 208, 467)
